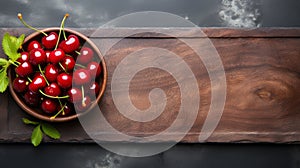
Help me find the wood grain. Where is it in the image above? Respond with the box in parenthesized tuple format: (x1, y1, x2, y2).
(0, 28, 300, 143)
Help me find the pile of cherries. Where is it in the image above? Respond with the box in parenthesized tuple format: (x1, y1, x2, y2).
(12, 14, 102, 119)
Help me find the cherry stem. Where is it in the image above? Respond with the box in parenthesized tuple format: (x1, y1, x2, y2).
(81, 86, 86, 107)
(8, 59, 18, 67)
(75, 51, 81, 55)
(55, 13, 69, 50)
(75, 64, 86, 68)
(15, 60, 21, 65)
(50, 101, 66, 120)
(38, 64, 49, 86)
(58, 99, 65, 116)
(39, 89, 70, 99)
(17, 13, 48, 36)
(27, 77, 32, 82)
(58, 62, 68, 73)
(19, 45, 25, 52)
(62, 22, 67, 40)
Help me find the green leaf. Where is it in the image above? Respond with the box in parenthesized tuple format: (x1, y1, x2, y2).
(41, 122, 61, 139)
(31, 125, 43, 147)
(2, 33, 17, 58)
(0, 70, 8, 93)
(22, 118, 39, 125)
(0, 58, 9, 93)
(16, 34, 25, 48)
(9, 35, 18, 44)
(2, 33, 22, 62)
(0, 58, 8, 66)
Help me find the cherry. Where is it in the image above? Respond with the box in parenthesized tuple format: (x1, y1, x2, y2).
(49, 48, 65, 64)
(60, 56, 75, 72)
(86, 61, 102, 79)
(24, 90, 40, 107)
(41, 98, 58, 114)
(29, 48, 46, 66)
(28, 76, 47, 93)
(17, 52, 29, 63)
(42, 32, 58, 49)
(33, 72, 43, 78)
(77, 47, 94, 65)
(44, 83, 61, 97)
(13, 77, 28, 93)
(27, 40, 42, 52)
(85, 82, 100, 97)
(44, 64, 59, 83)
(57, 72, 72, 89)
(15, 61, 33, 77)
(67, 87, 82, 103)
(59, 35, 80, 53)
(75, 96, 91, 111)
(73, 69, 91, 85)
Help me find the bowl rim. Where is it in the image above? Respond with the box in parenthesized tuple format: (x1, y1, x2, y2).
(9, 27, 107, 122)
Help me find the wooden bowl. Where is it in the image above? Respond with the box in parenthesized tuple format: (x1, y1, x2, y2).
(9, 28, 107, 122)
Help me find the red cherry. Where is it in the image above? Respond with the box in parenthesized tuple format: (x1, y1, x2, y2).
(59, 35, 80, 53)
(33, 72, 43, 78)
(67, 87, 82, 103)
(13, 77, 28, 93)
(15, 61, 33, 77)
(44, 64, 59, 82)
(60, 56, 75, 72)
(17, 52, 29, 63)
(86, 61, 102, 78)
(75, 96, 91, 111)
(27, 40, 42, 52)
(49, 48, 65, 64)
(28, 76, 47, 93)
(29, 48, 46, 66)
(57, 73, 72, 89)
(73, 69, 91, 85)
(41, 98, 58, 114)
(42, 32, 58, 49)
(44, 83, 61, 97)
(85, 82, 100, 97)
(24, 90, 40, 107)
(77, 47, 94, 65)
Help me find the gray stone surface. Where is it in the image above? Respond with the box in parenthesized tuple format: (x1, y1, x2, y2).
(0, 144, 299, 168)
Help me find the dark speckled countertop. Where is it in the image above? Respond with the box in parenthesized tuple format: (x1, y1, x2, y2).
(0, 0, 300, 167)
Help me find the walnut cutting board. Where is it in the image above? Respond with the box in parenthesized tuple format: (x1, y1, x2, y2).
(0, 28, 300, 143)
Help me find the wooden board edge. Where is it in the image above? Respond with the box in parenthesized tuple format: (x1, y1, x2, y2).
(1, 27, 300, 38)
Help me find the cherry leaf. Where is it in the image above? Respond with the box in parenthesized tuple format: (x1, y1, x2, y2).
(0, 58, 8, 66)
(2, 32, 22, 62)
(0, 70, 8, 93)
(31, 125, 43, 147)
(41, 122, 61, 139)
(22, 118, 39, 125)
(16, 34, 25, 49)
